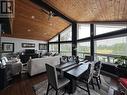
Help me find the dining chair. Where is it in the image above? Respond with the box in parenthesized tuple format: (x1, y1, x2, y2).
(45, 63, 70, 95)
(76, 62, 95, 95)
(93, 61, 102, 89)
(68, 56, 75, 62)
(60, 56, 68, 64)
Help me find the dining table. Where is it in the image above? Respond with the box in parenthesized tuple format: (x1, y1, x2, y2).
(56, 61, 90, 94)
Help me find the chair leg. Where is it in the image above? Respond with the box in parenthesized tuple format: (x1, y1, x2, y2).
(91, 79, 95, 90)
(96, 77, 100, 89)
(56, 90, 58, 95)
(86, 83, 90, 95)
(99, 76, 101, 84)
(62, 86, 66, 95)
(46, 83, 50, 95)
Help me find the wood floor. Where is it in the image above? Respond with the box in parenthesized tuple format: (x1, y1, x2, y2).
(0, 73, 118, 95)
(0, 73, 47, 95)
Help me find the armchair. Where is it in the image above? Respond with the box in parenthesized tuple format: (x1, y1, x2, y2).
(1, 57, 22, 76)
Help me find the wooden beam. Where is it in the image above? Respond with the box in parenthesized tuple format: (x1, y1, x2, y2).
(58, 34, 60, 53)
(31, 0, 74, 23)
(72, 22, 77, 56)
(90, 24, 95, 61)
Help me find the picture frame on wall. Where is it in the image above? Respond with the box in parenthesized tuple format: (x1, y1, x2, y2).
(22, 43, 35, 48)
(2, 42, 14, 53)
(39, 43, 47, 50)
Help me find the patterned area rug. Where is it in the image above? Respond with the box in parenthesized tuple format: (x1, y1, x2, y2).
(33, 75, 111, 95)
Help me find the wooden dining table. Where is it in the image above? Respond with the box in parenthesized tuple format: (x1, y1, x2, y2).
(56, 61, 90, 94)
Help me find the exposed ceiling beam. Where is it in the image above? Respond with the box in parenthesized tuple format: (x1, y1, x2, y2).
(31, 0, 74, 23)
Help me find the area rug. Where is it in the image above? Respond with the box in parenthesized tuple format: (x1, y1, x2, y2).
(33, 75, 111, 95)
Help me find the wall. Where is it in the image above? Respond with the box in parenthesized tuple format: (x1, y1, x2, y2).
(1, 37, 47, 53)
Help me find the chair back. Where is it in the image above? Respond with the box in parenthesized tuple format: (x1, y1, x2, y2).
(45, 64, 58, 89)
(68, 56, 74, 62)
(94, 61, 102, 76)
(88, 62, 95, 83)
(60, 56, 68, 64)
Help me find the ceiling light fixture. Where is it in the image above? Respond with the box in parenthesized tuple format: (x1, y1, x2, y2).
(27, 29, 31, 32)
(31, 16, 35, 19)
(40, 9, 57, 20)
(48, 11, 54, 20)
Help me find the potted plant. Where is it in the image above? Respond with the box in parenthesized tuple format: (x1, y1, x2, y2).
(114, 55, 127, 68)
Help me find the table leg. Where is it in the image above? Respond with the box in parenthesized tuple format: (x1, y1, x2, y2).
(66, 79, 76, 94)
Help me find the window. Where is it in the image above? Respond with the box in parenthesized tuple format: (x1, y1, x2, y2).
(60, 26, 72, 41)
(77, 42, 90, 58)
(96, 24, 127, 35)
(95, 37, 127, 55)
(60, 43, 72, 56)
(49, 44, 58, 53)
(49, 36, 58, 42)
(77, 24, 90, 39)
(95, 37, 127, 62)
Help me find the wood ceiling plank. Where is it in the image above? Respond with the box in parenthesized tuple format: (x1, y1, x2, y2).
(45, 0, 127, 22)
(3, 0, 70, 41)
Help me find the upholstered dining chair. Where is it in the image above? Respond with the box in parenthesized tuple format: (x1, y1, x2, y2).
(60, 56, 68, 64)
(76, 62, 95, 95)
(93, 61, 102, 89)
(45, 64, 70, 95)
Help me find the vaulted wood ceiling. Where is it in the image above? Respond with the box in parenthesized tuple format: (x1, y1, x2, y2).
(45, 0, 127, 22)
(5, 0, 70, 41)
(3, 0, 127, 41)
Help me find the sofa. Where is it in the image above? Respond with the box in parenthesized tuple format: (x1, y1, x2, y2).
(27, 56, 60, 76)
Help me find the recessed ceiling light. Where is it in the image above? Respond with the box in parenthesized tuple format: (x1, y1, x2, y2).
(44, 32, 48, 35)
(31, 16, 35, 19)
(27, 29, 31, 32)
(49, 23, 52, 26)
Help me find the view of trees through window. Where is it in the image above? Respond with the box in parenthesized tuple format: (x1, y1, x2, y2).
(95, 37, 127, 56)
(60, 43, 72, 56)
(96, 24, 127, 35)
(77, 24, 90, 39)
(49, 44, 58, 53)
(60, 27, 72, 41)
(77, 42, 90, 58)
(95, 37, 127, 62)
(49, 36, 58, 42)
(48, 23, 127, 61)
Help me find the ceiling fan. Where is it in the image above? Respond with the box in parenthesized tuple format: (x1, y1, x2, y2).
(40, 8, 57, 20)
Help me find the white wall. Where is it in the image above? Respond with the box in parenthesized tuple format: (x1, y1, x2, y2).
(1, 37, 47, 53)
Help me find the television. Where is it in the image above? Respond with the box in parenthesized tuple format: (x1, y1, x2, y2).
(0, 18, 11, 34)
(25, 49, 35, 54)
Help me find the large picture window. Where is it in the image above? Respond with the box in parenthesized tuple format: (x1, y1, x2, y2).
(95, 37, 127, 55)
(95, 36, 127, 62)
(60, 43, 72, 56)
(60, 26, 72, 41)
(77, 24, 90, 39)
(96, 24, 127, 35)
(77, 41, 90, 58)
(49, 44, 58, 53)
(49, 36, 58, 42)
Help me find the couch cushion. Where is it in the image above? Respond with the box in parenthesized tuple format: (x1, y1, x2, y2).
(119, 78, 127, 88)
(1, 59, 6, 65)
(1, 56, 9, 62)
